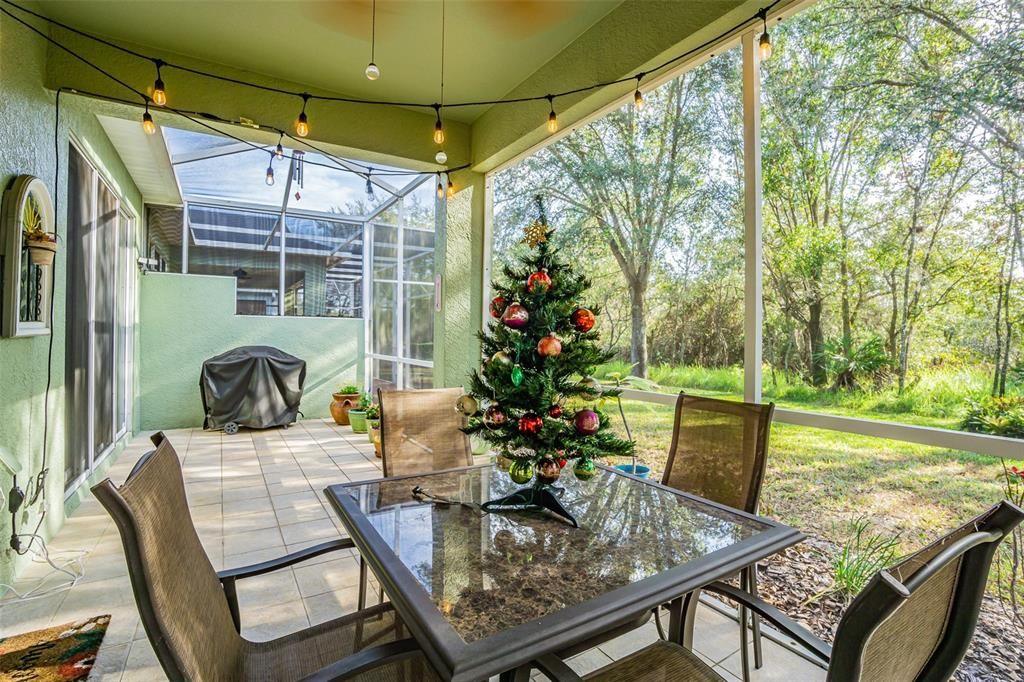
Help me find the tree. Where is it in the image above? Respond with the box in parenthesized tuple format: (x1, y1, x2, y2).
(464, 201, 632, 484)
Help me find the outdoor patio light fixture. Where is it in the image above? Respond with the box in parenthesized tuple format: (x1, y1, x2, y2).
(447, 178, 455, 199)
(275, 134, 284, 159)
(436, 173, 444, 199)
(365, 0, 380, 80)
(633, 74, 645, 111)
(433, 104, 445, 145)
(265, 160, 275, 186)
(435, 150, 447, 164)
(546, 95, 558, 133)
(759, 9, 773, 60)
(142, 104, 156, 135)
(295, 94, 310, 137)
(365, 169, 375, 200)
(151, 59, 166, 106)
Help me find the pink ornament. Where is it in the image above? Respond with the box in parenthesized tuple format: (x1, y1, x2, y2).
(537, 334, 562, 357)
(574, 409, 600, 435)
(501, 302, 529, 329)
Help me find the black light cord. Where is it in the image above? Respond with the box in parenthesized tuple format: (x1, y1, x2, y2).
(1, 0, 782, 111)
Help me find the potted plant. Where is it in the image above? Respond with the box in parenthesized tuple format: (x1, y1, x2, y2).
(348, 392, 371, 434)
(365, 403, 380, 443)
(330, 383, 361, 425)
(23, 194, 57, 267)
(366, 404, 382, 456)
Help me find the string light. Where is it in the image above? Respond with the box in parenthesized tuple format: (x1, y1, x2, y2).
(546, 95, 558, 133)
(633, 74, 644, 111)
(151, 59, 166, 106)
(436, 173, 444, 199)
(435, 150, 447, 164)
(759, 9, 773, 60)
(365, 0, 380, 80)
(275, 136, 284, 159)
(142, 103, 156, 135)
(433, 104, 445, 145)
(366, 169, 375, 200)
(447, 178, 454, 199)
(296, 94, 310, 137)
(265, 159, 275, 186)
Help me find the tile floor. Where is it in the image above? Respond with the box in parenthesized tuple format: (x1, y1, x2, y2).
(0, 419, 825, 681)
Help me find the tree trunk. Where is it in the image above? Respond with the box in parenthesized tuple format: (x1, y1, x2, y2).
(629, 283, 648, 378)
(808, 297, 827, 386)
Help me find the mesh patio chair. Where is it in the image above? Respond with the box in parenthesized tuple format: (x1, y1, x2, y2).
(377, 387, 473, 477)
(656, 392, 774, 680)
(355, 387, 474, 610)
(515, 500, 1024, 682)
(91, 432, 438, 682)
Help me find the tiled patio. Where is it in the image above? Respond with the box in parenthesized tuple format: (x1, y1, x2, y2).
(0, 420, 824, 681)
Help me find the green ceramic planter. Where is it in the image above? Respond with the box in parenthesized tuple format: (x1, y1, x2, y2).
(349, 410, 368, 433)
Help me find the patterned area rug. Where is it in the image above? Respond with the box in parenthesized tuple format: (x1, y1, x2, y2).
(0, 615, 110, 681)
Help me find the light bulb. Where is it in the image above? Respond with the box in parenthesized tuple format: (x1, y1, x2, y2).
(142, 110, 156, 135)
(275, 141, 284, 159)
(447, 179, 454, 199)
(433, 119, 445, 145)
(634, 88, 644, 111)
(759, 32, 773, 60)
(296, 112, 309, 137)
(366, 177, 375, 200)
(152, 78, 166, 106)
(265, 165, 275, 186)
(547, 109, 558, 133)
(365, 62, 380, 80)
(435, 150, 448, 165)
(436, 181, 444, 199)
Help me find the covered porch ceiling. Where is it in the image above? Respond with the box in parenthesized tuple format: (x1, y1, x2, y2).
(24, 0, 769, 176)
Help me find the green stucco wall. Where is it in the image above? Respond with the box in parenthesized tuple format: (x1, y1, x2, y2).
(138, 273, 363, 430)
(0, 12, 144, 589)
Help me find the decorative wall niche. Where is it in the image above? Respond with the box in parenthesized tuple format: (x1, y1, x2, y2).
(1, 175, 55, 337)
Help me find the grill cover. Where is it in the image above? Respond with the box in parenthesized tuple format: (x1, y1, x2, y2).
(200, 346, 306, 430)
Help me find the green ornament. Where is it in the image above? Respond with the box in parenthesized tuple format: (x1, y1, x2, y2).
(511, 365, 524, 386)
(573, 458, 597, 480)
(509, 458, 535, 484)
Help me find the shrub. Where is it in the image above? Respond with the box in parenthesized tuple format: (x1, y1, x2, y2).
(830, 518, 901, 602)
(960, 396, 1024, 439)
(338, 384, 360, 394)
(816, 336, 892, 391)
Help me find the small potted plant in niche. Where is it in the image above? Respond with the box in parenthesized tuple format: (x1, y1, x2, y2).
(23, 194, 57, 267)
(348, 392, 371, 434)
(365, 404, 382, 456)
(330, 383, 361, 425)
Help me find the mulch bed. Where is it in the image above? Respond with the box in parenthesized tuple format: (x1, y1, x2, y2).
(741, 536, 1024, 681)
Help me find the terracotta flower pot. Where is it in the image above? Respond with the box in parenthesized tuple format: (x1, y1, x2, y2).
(365, 418, 380, 443)
(26, 240, 57, 266)
(370, 423, 382, 457)
(330, 392, 360, 425)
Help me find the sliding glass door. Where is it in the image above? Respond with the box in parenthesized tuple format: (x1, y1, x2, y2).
(65, 144, 134, 492)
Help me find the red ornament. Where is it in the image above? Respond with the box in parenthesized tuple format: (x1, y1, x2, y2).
(537, 334, 562, 357)
(547, 404, 563, 419)
(517, 413, 543, 435)
(557, 458, 568, 469)
(527, 269, 552, 293)
(571, 308, 596, 333)
(501, 302, 529, 329)
(574, 409, 600, 435)
(490, 296, 507, 319)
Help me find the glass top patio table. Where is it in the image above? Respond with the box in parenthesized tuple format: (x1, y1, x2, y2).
(324, 464, 802, 682)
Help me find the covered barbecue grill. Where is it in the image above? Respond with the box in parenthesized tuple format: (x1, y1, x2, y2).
(200, 346, 306, 433)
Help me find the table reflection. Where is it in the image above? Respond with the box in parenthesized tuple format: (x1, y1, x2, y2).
(345, 466, 768, 643)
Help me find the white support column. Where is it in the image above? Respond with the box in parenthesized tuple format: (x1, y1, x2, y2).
(742, 30, 764, 404)
(181, 200, 189, 274)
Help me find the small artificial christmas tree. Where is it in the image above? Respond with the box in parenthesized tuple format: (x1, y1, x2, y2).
(461, 197, 633, 521)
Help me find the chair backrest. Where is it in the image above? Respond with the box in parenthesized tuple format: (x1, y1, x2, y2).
(92, 432, 242, 682)
(828, 500, 1023, 682)
(378, 387, 473, 477)
(662, 392, 774, 513)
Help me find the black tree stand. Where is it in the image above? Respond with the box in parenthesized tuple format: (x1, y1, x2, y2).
(481, 483, 579, 528)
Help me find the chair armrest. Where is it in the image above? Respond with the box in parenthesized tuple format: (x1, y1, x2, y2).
(217, 538, 356, 581)
(298, 638, 422, 681)
(534, 654, 585, 681)
(702, 581, 832, 664)
(217, 538, 356, 631)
